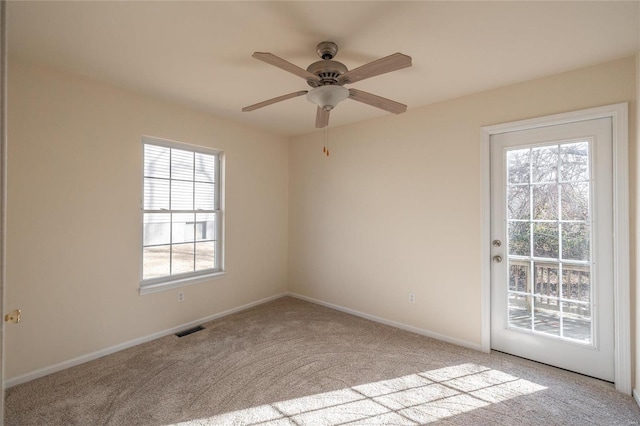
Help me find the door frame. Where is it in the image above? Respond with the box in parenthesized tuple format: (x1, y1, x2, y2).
(480, 103, 630, 394)
(1, 0, 7, 418)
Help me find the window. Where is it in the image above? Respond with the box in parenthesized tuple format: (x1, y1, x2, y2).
(141, 136, 223, 293)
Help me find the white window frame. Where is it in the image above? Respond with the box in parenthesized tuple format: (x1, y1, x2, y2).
(140, 136, 225, 295)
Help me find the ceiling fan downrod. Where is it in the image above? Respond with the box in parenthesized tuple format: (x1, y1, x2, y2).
(316, 41, 338, 60)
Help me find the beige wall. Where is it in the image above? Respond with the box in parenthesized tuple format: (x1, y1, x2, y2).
(5, 59, 289, 380)
(289, 57, 637, 349)
(6, 55, 639, 388)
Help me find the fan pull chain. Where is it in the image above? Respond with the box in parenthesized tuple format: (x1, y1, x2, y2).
(323, 127, 330, 157)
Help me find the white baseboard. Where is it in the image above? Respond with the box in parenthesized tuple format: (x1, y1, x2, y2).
(634, 389, 640, 408)
(287, 292, 483, 352)
(7, 291, 483, 388)
(5, 293, 288, 388)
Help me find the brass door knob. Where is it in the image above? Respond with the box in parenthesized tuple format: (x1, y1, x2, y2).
(493, 255, 503, 263)
(5, 309, 21, 324)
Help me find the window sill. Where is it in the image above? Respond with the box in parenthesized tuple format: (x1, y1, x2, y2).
(139, 271, 226, 295)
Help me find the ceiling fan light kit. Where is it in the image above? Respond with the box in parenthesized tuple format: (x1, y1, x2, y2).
(243, 41, 412, 128)
(306, 85, 349, 111)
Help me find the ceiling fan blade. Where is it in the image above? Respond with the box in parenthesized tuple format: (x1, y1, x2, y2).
(316, 106, 330, 128)
(252, 52, 320, 83)
(339, 53, 412, 85)
(242, 90, 308, 112)
(348, 88, 407, 114)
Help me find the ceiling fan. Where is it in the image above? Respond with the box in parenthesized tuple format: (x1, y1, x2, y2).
(242, 42, 412, 128)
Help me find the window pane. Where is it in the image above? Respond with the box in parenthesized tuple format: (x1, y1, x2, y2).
(144, 145, 170, 179)
(508, 222, 530, 257)
(195, 213, 216, 242)
(534, 262, 559, 298)
(171, 149, 194, 181)
(507, 186, 529, 220)
(195, 153, 216, 183)
(509, 261, 529, 292)
(195, 182, 215, 210)
(562, 223, 589, 261)
(562, 302, 591, 342)
(562, 266, 590, 303)
(560, 142, 589, 182)
(507, 149, 530, 184)
(144, 178, 169, 210)
(508, 292, 530, 330)
(533, 223, 558, 258)
(143, 245, 170, 279)
(196, 241, 216, 271)
(560, 182, 589, 221)
(172, 213, 195, 244)
(172, 243, 195, 274)
(532, 184, 557, 220)
(531, 146, 558, 183)
(171, 180, 194, 210)
(533, 300, 560, 336)
(143, 213, 170, 246)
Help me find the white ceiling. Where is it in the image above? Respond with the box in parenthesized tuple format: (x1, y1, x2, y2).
(8, 1, 640, 137)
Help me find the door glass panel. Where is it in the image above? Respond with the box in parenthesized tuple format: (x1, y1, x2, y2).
(533, 262, 559, 297)
(560, 182, 589, 221)
(508, 292, 531, 330)
(533, 300, 561, 336)
(531, 146, 558, 183)
(560, 142, 589, 181)
(508, 261, 529, 292)
(505, 142, 592, 344)
(532, 184, 558, 220)
(562, 267, 590, 303)
(532, 223, 559, 259)
(561, 223, 590, 261)
(507, 149, 530, 183)
(508, 222, 530, 257)
(562, 302, 591, 342)
(507, 186, 530, 220)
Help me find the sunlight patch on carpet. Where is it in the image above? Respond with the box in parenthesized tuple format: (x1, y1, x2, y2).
(171, 363, 546, 425)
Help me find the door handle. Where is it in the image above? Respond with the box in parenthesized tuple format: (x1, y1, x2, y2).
(493, 255, 503, 263)
(5, 309, 21, 324)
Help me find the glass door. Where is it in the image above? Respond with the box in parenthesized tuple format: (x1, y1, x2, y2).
(490, 117, 614, 381)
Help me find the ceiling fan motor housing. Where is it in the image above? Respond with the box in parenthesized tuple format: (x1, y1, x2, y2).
(306, 60, 348, 87)
(305, 41, 348, 87)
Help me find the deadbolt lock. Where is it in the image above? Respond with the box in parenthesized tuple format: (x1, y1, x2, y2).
(492, 240, 502, 247)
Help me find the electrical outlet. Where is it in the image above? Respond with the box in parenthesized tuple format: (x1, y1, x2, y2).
(177, 291, 185, 302)
(409, 293, 416, 304)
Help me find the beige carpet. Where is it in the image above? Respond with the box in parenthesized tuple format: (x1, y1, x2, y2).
(5, 296, 640, 425)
